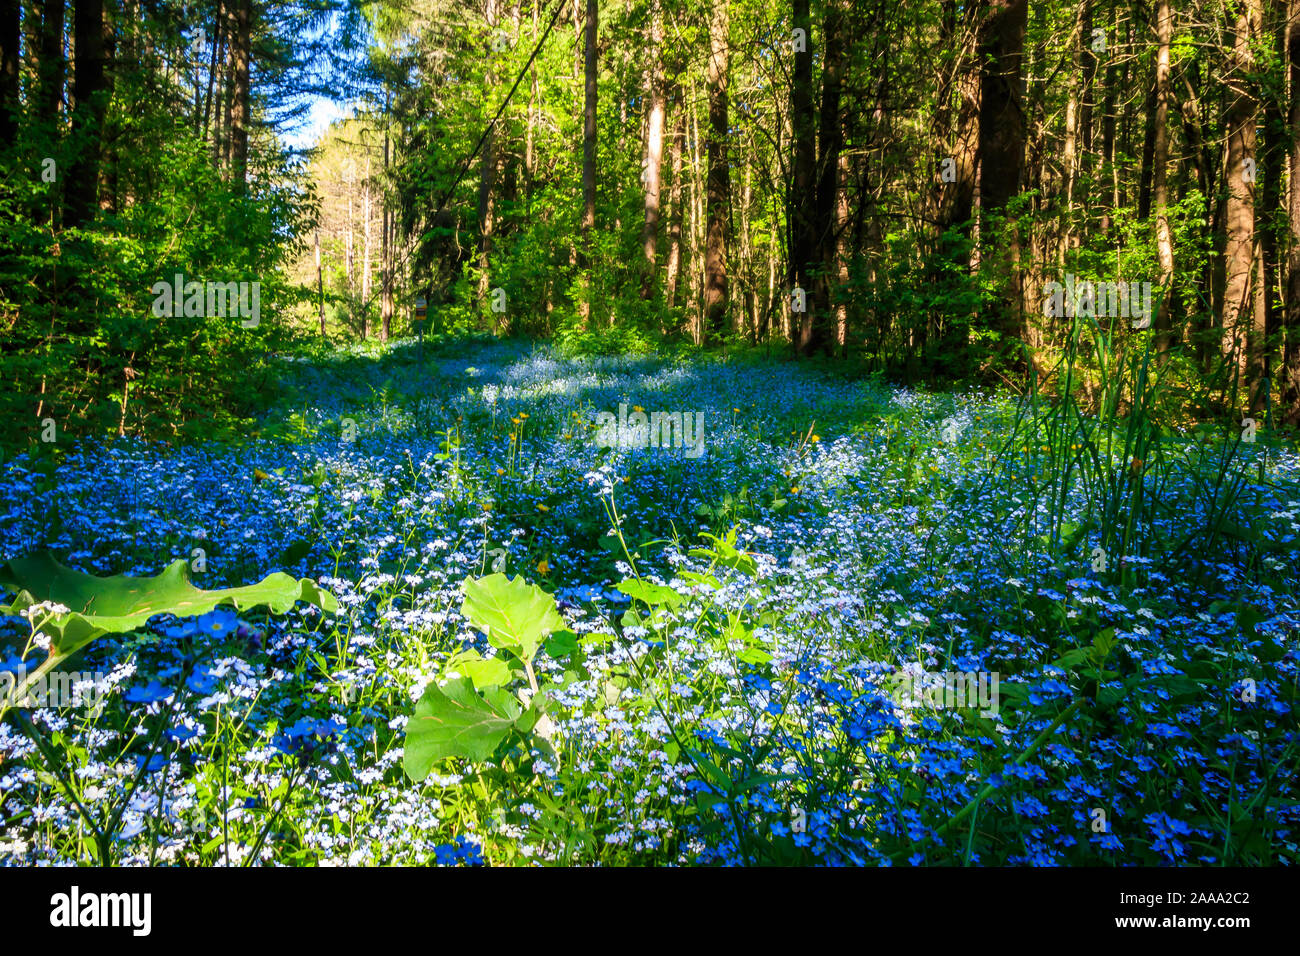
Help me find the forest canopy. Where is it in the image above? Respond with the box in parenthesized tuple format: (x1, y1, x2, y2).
(3, 0, 1299, 441)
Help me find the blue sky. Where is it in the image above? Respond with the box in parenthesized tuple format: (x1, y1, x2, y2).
(282, 97, 355, 152)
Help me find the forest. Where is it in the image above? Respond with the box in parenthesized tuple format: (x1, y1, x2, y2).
(0, 0, 1297, 871)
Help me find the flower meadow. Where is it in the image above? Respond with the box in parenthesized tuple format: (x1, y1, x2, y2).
(1, 338, 1298, 867)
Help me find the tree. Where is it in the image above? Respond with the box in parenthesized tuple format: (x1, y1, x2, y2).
(227, 0, 253, 192)
(1283, 0, 1300, 421)
(702, 0, 730, 340)
(1153, 0, 1176, 356)
(790, 0, 816, 355)
(640, 0, 665, 298)
(580, 0, 597, 324)
(66, 0, 112, 226)
(977, 0, 1028, 347)
(1219, 0, 1263, 407)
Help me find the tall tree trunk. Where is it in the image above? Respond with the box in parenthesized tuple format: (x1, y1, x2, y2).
(36, 0, 65, 138)
(1259, 0, 1286, 413)
(978, 0, 1029, 349)
(702, 0, 729, 339)
(790, 0, 816, 354)
(227, 0, 251, 192)
(1062, 0, 1089, 257)
(579, 0, 597, 325)
(1221, 0, 1262, 403)
(811, 0, 847, 355)
(832, 151, 850, 351)
(936, 2, 980, 353)
(381, 115, 392, 342)
(362, 157, 371, 340)
(1153, 0, 1176, 357)
(664, 91, 684, 312)
(316, 225, 325, 335)
(478, 0, 498, 309)
(66, 0, 110, 227)
(346, 161, 355, 304)
(640, 0, 665, 298)
(525, 0, 538, 214)
(1284, 0, 1300, 422)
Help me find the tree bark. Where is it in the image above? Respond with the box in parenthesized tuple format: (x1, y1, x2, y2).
(664, 90, 684, 311)
(478, 0, 498, 308)
(1282, 0, 1300, 421)
(1153, 0, 1176, 357)
(66, 0, 110, 227)
(36, 0, 66, 137)
(227, 0, 251, 192)
(978, 0, 1029, 347)
(811, 0, 847, 355)
(1220, 0, 1262, 403)
(362, 156, 371, 340)
(640, 0, 665, 298)
(790, 0, 816, 354)
(1259, 0, 1286, 411)
(703, 0, 730, 340)
(579, 0, 597, 324)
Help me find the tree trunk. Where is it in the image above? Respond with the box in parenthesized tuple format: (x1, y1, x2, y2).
(362, 157, 371, 340)
(227, 0, 251, 192)
(1153, 0, 1176, 357)
(936, 2, 980, 352)
(381, 93, 393, 342)
(665, 91, 684, 312)
(579, 0, 597, 325)
(1221, 0, 1262, 402)
(978, 0, 1029, 348)
(811, 0, 847, 355)
(1062, 0, 1088, 254)
(66, 0, 110, 227)
(702, 0, 729, 340)
(640, 0, 665, 298)
(1259, 0, 1286, 412)
(36, 0, 66, 138)
(478, 0, 498, 309)
(790, 0, 816, 354)
(1284, 0, 1300, 421)
(316, 226, 325, 336)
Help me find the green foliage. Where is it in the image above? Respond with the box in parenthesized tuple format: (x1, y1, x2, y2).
(0, 552, 336, 685)
(403, 572, 560, 780)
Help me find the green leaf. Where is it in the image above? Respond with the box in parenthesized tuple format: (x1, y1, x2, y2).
(403, 677, 522, 780)
(448, 650, 514, 690)
(544, 629, 580, 658)
(461, 573, 564, 663)
(617, 579, 684, 608)
(0, 552, 337, 660)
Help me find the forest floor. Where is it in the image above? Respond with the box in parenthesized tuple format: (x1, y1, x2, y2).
(1, 338, 1298, 865)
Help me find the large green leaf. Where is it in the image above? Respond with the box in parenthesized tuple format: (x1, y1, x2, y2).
(447, 649, 515, 689)
(616, 579, 684, 608)
(0, 551, 338, 659)
(403, 676, 526, 780)
(461, 573, 564, 663)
